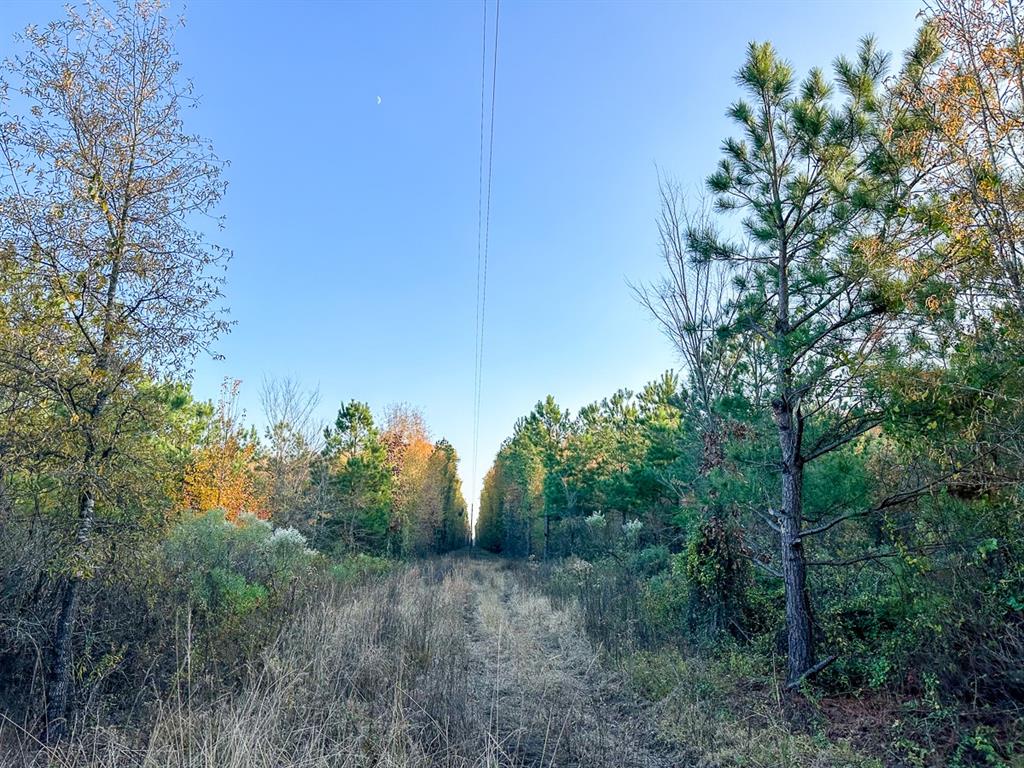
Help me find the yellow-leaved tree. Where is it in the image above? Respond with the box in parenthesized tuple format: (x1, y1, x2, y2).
(183, 380, 268, 520)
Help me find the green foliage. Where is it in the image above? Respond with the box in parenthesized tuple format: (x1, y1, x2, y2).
(3, 0, 1024, 763)
(639, 561, 690, 640)
(682, 516, 750, 630)
(429, 438, 472, 553)
(319, 400, 395, 553)
(163, 510, 317, 619)
(473, 21, 1024, 762)
(478, 377, 689, 559)
(330, 552, 394, 583)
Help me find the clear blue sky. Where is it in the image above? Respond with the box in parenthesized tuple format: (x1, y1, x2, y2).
(1, 0, 921, 521)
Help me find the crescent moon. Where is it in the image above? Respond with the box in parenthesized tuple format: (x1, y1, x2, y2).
(377, 96, 382, 105)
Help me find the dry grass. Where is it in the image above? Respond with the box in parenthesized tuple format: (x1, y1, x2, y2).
(467, 563, 674, 768)
(3, 561, 477, 767)
(0, 558, 677, 768)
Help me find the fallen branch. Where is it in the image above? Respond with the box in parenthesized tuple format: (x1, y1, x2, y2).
(786, 654, 838, 690)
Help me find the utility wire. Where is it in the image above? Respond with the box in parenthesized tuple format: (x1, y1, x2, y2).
(470, 0, 500, 538)
(470, 0, 487, 534)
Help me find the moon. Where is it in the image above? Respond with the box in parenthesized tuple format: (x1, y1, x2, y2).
(376, 96, 382, 105)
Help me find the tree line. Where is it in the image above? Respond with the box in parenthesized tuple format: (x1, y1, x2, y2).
(477, 0, 1024, 737)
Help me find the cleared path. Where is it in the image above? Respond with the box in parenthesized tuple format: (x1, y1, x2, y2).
(461, 558, 682, 768)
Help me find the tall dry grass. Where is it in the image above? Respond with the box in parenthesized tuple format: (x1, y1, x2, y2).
(468, 563, 675, 768)
(1, 561, 497, 768)
(2, 558, 687, 768)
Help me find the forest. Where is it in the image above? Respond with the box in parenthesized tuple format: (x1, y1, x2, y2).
(479, 1, 1024, 762)
(0, 0, 1023, 766)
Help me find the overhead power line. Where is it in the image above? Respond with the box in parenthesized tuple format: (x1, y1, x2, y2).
(470, 0, 500, 538)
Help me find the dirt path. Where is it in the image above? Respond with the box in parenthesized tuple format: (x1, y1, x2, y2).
(461, 559, 682, 768)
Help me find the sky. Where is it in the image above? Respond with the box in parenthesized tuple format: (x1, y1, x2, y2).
(0, 0, 922, 527)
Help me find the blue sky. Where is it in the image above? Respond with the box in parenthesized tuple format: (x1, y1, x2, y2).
(0, 0, 921, 521)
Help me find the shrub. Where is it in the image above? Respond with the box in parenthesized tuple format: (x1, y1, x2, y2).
(142, 509, 322, 697)
(630, 544, 671, 576)
(162, 509, 317, 617)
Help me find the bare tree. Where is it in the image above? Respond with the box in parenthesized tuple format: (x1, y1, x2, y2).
(634, 176, 748, 469)
(261, 377, 322, 445)
(260, 376, 322, 527)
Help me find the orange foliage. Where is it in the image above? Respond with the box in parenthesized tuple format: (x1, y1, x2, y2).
(183, 379, 268, 520)
(381, 404, 435, 534)
(903, 0, 1024, 306)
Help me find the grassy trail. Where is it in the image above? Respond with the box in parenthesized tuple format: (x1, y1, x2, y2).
(3, 557, 680, 768)
(464, 559, 678, 767)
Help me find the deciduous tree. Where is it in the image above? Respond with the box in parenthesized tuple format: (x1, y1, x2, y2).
(0, 0, 228, 737)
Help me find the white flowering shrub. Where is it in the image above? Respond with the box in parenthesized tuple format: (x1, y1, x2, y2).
(164, 510, 319, 617)
(565, 556, 593, 577)
(622, 518, 644, 538)
(552, 556, 595, 590)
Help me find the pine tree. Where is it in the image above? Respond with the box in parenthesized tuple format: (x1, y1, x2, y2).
(695, 40, 911, 686)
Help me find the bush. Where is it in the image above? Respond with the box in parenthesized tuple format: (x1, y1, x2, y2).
(163, 510, 317, 616)
(640, 558, 689, 640)
(154, 510, 320, 683)
(631, 544, 671, 576)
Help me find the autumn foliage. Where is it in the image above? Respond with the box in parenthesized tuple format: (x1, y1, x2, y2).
(182, 380, 269, 520)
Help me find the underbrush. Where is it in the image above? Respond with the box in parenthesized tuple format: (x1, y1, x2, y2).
(626, 647, 883, 768)
(0, 510, 394, 745)
(1, 560, 497, 767)
(526, 549, 1024, 767)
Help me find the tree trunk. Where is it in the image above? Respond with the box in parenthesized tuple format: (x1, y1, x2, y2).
(0, 465, 9, 517)
(45, 575, 80, 742)
(775, 401, 815, 687)
(45, 489, 94, 743)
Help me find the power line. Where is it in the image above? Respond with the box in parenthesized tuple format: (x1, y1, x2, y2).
(470, 0, 487, 533)
(470, 0, 500, 538)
